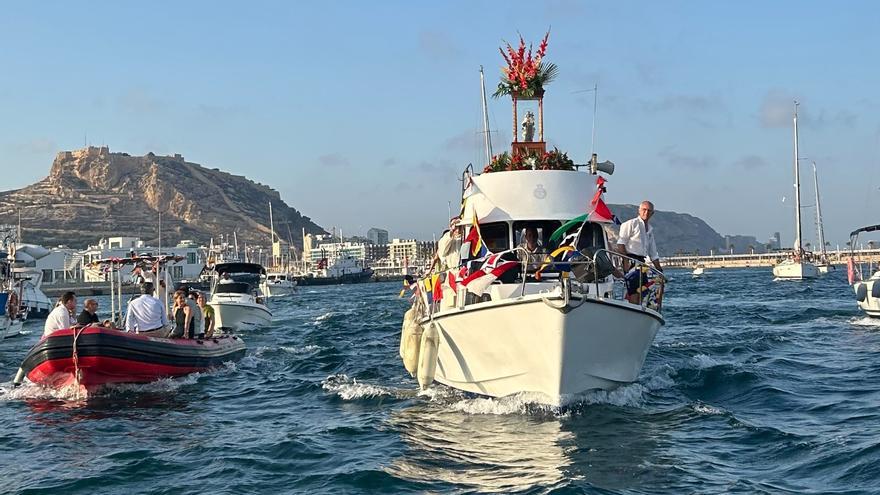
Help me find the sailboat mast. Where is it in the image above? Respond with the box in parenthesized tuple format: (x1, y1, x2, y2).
(793, 102, 803, 256)
(813, 161, 827, 256)
(480, 66, 493, 165)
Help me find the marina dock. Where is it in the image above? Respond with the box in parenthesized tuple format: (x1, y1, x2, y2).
(662, 249, 880, 269)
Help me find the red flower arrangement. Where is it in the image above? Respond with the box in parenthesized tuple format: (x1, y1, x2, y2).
(483, 148, 574, 173)
(493, 30, 558, 99)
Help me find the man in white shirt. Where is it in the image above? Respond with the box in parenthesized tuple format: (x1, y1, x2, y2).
(431, 217, 461, 272)
(616, 201, 663, 303)
(43, 291, 77, 337)
(125, 282, 169, 333)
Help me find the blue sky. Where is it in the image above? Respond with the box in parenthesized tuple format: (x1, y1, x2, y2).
(1, 1, 878, 247)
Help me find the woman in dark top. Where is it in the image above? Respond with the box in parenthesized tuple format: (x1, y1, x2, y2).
(168, 290, 193, 339)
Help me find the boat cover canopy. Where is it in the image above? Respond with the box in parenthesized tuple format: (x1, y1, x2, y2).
(213, 262, 266, 275)
(850, 224, 880, 237)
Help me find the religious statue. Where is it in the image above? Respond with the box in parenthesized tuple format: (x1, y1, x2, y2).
(521, 111, 535, 142)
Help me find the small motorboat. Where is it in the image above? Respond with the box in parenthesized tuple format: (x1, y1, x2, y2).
(260, 271, 297, 298)
(208, 262, 273, 332)
(13, 326, 246, 391)
(848, 224, 880, 317)
(692, 265, 706, 276)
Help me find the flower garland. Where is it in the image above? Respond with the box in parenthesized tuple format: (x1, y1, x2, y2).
(483, 148, 575, 173)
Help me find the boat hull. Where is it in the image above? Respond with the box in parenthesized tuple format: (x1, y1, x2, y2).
(1, 318, 24, 339)
(423, 295, 663, 404)
(210, 301, 273, 332)
(855, 278, 880, 317)
(261, 282, 297, 298)
(296, 269, 374, 286)
(15, 327, 246, 390)
(773, 260, 818, 279)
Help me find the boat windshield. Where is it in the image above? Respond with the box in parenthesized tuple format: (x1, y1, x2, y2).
(513, 220, 563, 253)
(480, 222, 511, 252)
(214, 282, 252, 294)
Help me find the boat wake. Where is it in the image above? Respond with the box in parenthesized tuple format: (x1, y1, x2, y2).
(849, 316, 880, 328)
(322, 374, 416, 401)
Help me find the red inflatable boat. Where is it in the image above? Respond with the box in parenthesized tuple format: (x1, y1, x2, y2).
(13, 326, 246, 391)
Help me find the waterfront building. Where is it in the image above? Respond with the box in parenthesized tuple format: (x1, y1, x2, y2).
(80, 237, 206, 282)
(367, 228, 389, 245)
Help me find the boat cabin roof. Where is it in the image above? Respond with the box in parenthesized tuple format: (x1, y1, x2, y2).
(462, 170, 599, 224)
(213, 262, 266, 275)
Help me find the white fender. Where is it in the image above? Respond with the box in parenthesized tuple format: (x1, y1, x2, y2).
(402, 318, 424, 377)
(417, 322, 439, 389)
(400, 307, 417, 359)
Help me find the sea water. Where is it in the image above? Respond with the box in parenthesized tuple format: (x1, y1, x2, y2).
(1, 268, 879, 494)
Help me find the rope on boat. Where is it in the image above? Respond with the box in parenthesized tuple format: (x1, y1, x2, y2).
(71, 326, 86, 395)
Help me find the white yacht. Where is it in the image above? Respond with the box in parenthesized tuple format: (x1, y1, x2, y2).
(260, 272, 297, 298)
(208, 262, 273, 332)
(773, 102, 818, 280)
(849, 224, 880, 317)
(399, 57, 665, 404)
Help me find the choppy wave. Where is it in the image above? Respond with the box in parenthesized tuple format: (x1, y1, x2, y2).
(2, 272, 879, 494)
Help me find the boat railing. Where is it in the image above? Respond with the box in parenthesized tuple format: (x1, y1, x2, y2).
(511, 247, 665, 313)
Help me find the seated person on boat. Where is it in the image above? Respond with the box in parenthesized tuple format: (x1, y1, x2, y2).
(76, 298, 112, 327)
(43, 291, 76, 337)
(169, 290, 195, 339)
(517, 226, 543, 271)
(125, 282, 169, 333)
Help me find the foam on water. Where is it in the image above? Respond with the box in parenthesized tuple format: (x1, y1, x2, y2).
(321, 374, 414, 400)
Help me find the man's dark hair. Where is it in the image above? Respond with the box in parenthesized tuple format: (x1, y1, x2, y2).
(60, 291, 76, 305)
(141, 282, 155, 294)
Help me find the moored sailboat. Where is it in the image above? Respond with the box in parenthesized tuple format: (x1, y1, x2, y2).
(773, 102, 818, 280)
(811, 162, 833, 274)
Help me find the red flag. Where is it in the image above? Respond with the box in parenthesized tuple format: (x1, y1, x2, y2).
(433, 274, 443, 302)
(588, 177, 615, 223)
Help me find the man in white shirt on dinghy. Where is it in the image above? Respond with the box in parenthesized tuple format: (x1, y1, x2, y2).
(125, 282, 169, 333)
(43, 291, 77, 337)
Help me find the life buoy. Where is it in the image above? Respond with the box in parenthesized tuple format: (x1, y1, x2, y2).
(6, 292, 18, 319)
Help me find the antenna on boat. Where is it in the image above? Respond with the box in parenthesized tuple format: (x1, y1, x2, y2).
(480, 66, 494, 165)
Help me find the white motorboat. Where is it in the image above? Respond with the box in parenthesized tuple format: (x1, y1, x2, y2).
(773, 102, 817, 280)
(261, 272, 297, 298)
(208, 262, 273, 332)
(399, 49, 665, 404)
(849, 225, 880, 317)
(692, 266, 706, 276)
(400, 169, 665, 404)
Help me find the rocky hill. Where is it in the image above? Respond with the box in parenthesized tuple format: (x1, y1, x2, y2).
(609, 204, 754, 256)
(0, 147, 324, 248)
